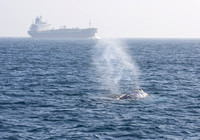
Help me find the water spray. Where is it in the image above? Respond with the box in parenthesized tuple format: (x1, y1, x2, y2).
(93, 39, 140, 94)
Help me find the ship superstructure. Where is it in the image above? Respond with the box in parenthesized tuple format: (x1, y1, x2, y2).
(28, 16, 97, 38)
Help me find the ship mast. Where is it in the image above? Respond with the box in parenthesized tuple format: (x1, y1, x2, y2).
(89, 20, 91, 28)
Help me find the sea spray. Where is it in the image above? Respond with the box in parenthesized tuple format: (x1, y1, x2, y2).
(93, 39, 140, 94)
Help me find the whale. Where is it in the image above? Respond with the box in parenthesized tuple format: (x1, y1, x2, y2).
(117, 89, 149, 100)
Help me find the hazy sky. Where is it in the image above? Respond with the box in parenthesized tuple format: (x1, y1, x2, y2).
(1, 0, 200, 38)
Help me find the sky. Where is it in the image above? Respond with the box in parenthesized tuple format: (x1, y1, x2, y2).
(1, 0, 200, 38)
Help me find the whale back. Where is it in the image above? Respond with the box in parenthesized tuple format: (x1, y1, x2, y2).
(117, 89, 148, 100)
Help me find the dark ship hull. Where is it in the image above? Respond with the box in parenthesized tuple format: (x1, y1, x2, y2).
(28, 28, 97, 38)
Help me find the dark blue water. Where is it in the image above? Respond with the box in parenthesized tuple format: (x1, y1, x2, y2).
(0, 38, 200, 139)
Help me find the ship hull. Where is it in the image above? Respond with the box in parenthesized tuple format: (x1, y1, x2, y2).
(28, 28, 97, 38)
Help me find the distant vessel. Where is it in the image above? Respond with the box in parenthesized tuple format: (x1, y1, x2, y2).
(28, 16, 97, 38)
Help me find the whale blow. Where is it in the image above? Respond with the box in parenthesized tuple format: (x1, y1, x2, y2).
(117, 89, 149, 100)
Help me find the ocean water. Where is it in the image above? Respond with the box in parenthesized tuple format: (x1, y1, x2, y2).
(0, 38, 200, 139)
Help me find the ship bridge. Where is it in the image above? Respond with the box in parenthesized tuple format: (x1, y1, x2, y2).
(29, 16, 50, 31)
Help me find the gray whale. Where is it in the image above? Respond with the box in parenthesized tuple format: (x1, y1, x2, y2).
(117, 89, 149, 100)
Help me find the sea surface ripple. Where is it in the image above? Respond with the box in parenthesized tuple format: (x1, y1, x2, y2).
(0, 38, 200, 139)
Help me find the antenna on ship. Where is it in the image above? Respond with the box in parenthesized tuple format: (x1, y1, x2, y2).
(89, 20, 91, 28)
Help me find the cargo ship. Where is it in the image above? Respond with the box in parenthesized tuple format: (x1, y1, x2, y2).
(28, 16, 97, 38)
